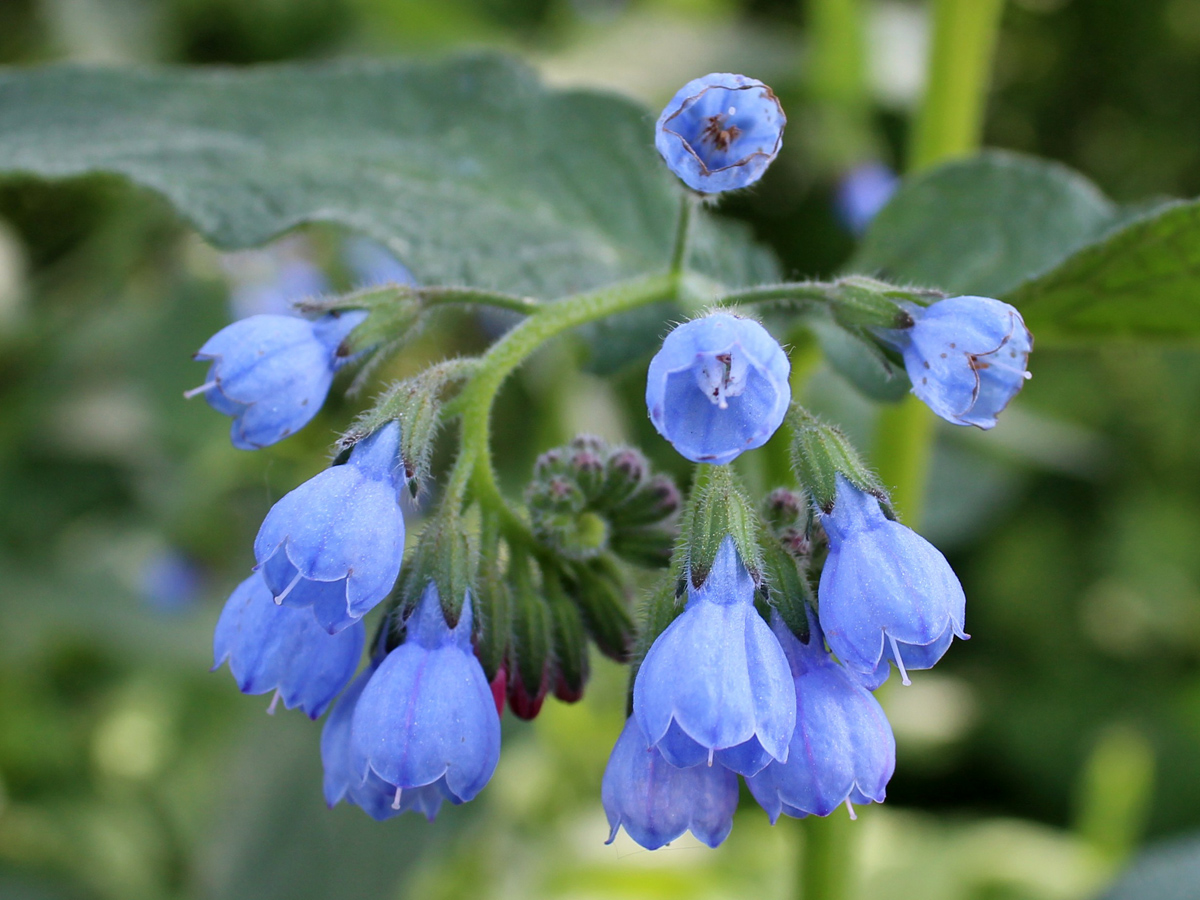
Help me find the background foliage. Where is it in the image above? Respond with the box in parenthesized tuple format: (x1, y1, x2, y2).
(2, 1, 1200, 899)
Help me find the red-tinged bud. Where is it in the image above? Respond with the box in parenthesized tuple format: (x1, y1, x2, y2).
(489, 665, 507, 718)
(507, 663, 550, 720)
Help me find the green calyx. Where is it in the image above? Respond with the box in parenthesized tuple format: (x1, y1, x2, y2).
(402, 507, 474, 629)
(681, 464, 760, 589)
(788, 405, 889, 515)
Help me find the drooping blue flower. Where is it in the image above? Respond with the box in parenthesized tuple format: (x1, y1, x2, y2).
(656, 73, 786, 193)
(883, 295, 1033, 429)
(633, 535, 795, 776)
(321, 660, 450, 821)
(817, 475, 967, 685)
(254, 422, 405, 634)
(350, 583, 501, 812)
(189, 310, 367, 450)
(834, 161, 899, 235)
(213, 571, 364, 719)
(746, 611, 895, 821)
(602, 716, 739, 850)
(646, 312, 791, 466)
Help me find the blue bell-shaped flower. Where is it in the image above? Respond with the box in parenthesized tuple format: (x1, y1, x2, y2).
(190, 310, 367, 450)
(350, 583, 501, 812)
(655, 73, 786, 194)
(817, 475, 967, 684)
(646, 312, 791, 467)
(884, 295, 1032, 429)
(321, 660, 449, 821)
(254, 422, 405, 634)
(602, 716, 739, 850)
(212, 571, 364, 718)
(633, 535, 795, 776)
(746, 611, 895, 821)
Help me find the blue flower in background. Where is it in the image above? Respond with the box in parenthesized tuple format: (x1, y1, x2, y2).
(601, 716, 739, 850)
(189, 310, 367, 450)
(254, 422, 405, 634)
(221, 237, 328, 319)
(817, 475, 967, 685)
(646, 312, 791, 466)
(321, 659, 448, 821)
(883, 295, 1033, 430)
(350, 584, 501, 813)
(138, 549, 204, 613)
(746, 611, 895, 821)
(343, 236, 416, 288)
(834, 161, 899, 235)
(633, 536, 795, 776)
(212, 572, 364, 719)
(656, 73, 786, 193)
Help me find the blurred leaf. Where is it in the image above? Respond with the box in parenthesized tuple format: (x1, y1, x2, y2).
(0, 55, 775, 302)
(1006, 200, 1200, 342)
(1099, 834, 1200, 900)
(852, 151, 1116, 296)
(808, 316, 911, 402)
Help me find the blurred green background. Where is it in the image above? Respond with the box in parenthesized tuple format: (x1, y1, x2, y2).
(2, 0, 1200, 898)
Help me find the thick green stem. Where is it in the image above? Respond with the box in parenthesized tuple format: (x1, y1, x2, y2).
(446, 273, 678, 524)
(875, 0, 1005, 526)
(799, 812, 855, 900)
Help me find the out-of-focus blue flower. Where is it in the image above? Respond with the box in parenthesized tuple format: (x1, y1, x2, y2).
(656, 73, 786, 193)
(343, 236, 416, 288)
(602, 716, 739, 850)
(321, 660, 449, 821)
(883, 295, 1033, 430)
(229, 257, 328, 319)
(254, 422, 405, 634)
(818, 475, 967, 685)
(746, 611, 895, 821)
(138, 549, 204, 612)
(646, 312, 791, 466)
(213, 572, 364, 719)
(190, 310, 367, 450)
(633, 536, 795, 776)
(350, 583, 501, 813)
(834, 161, 899, 235)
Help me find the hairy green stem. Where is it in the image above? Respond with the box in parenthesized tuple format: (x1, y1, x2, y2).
(446, 273, 678, 526)
(669, 192, 697, 276)
(417, 286, 540, 314)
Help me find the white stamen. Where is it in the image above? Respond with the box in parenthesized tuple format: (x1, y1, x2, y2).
(183, 380, 218, 399)
(274, 570, 304, 606)
(707, 747, 715, 767)
(845, 798, 857, 821)
(888, 633, 911, 686)
(695, 350, 749, 409)
(266, 689, 281, 715)
(391, 787, 403, 810)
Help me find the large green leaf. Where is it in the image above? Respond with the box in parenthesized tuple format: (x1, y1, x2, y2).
(0, 56, 776, 299)
(852, 150, 1117, 296)
(1006, 199, 1200, 341)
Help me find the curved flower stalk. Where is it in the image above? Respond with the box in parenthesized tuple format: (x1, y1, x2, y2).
(602, 716, 738, 850)
(817, 475, 967, 685)
(633, 535, 795, 776)
(190, 310, 367, 449)
(350, 583, 501, 814)
(746, 612, 895, 820)
(254, 422, 405, 634)
(656, 73, 786, 194)
(646, 312, 791, 466)
(213, 571, 364, 719)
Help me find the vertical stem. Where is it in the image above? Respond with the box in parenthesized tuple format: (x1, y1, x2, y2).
(668, 192, 696, 276)
(799, 811, 856, 900)
(875, 0, 1005, 526)
(808, 0, 872, 165)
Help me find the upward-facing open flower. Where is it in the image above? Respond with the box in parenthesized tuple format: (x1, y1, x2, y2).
(213, 571, 364, 718)
(633, 535, 795, 776)
(190, 310, 367, 449)
(602, 716, 739, 850)
(656, 73, 786, 194)
(321, 660, 447, 822)
(746, 611, 895, 821)
(646, 312, 791, 466)
(350, 583, 501, 813)
(254, 422, 405, 634)
(817, 475, 967, 685)
(883, 295, 1032, 429)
